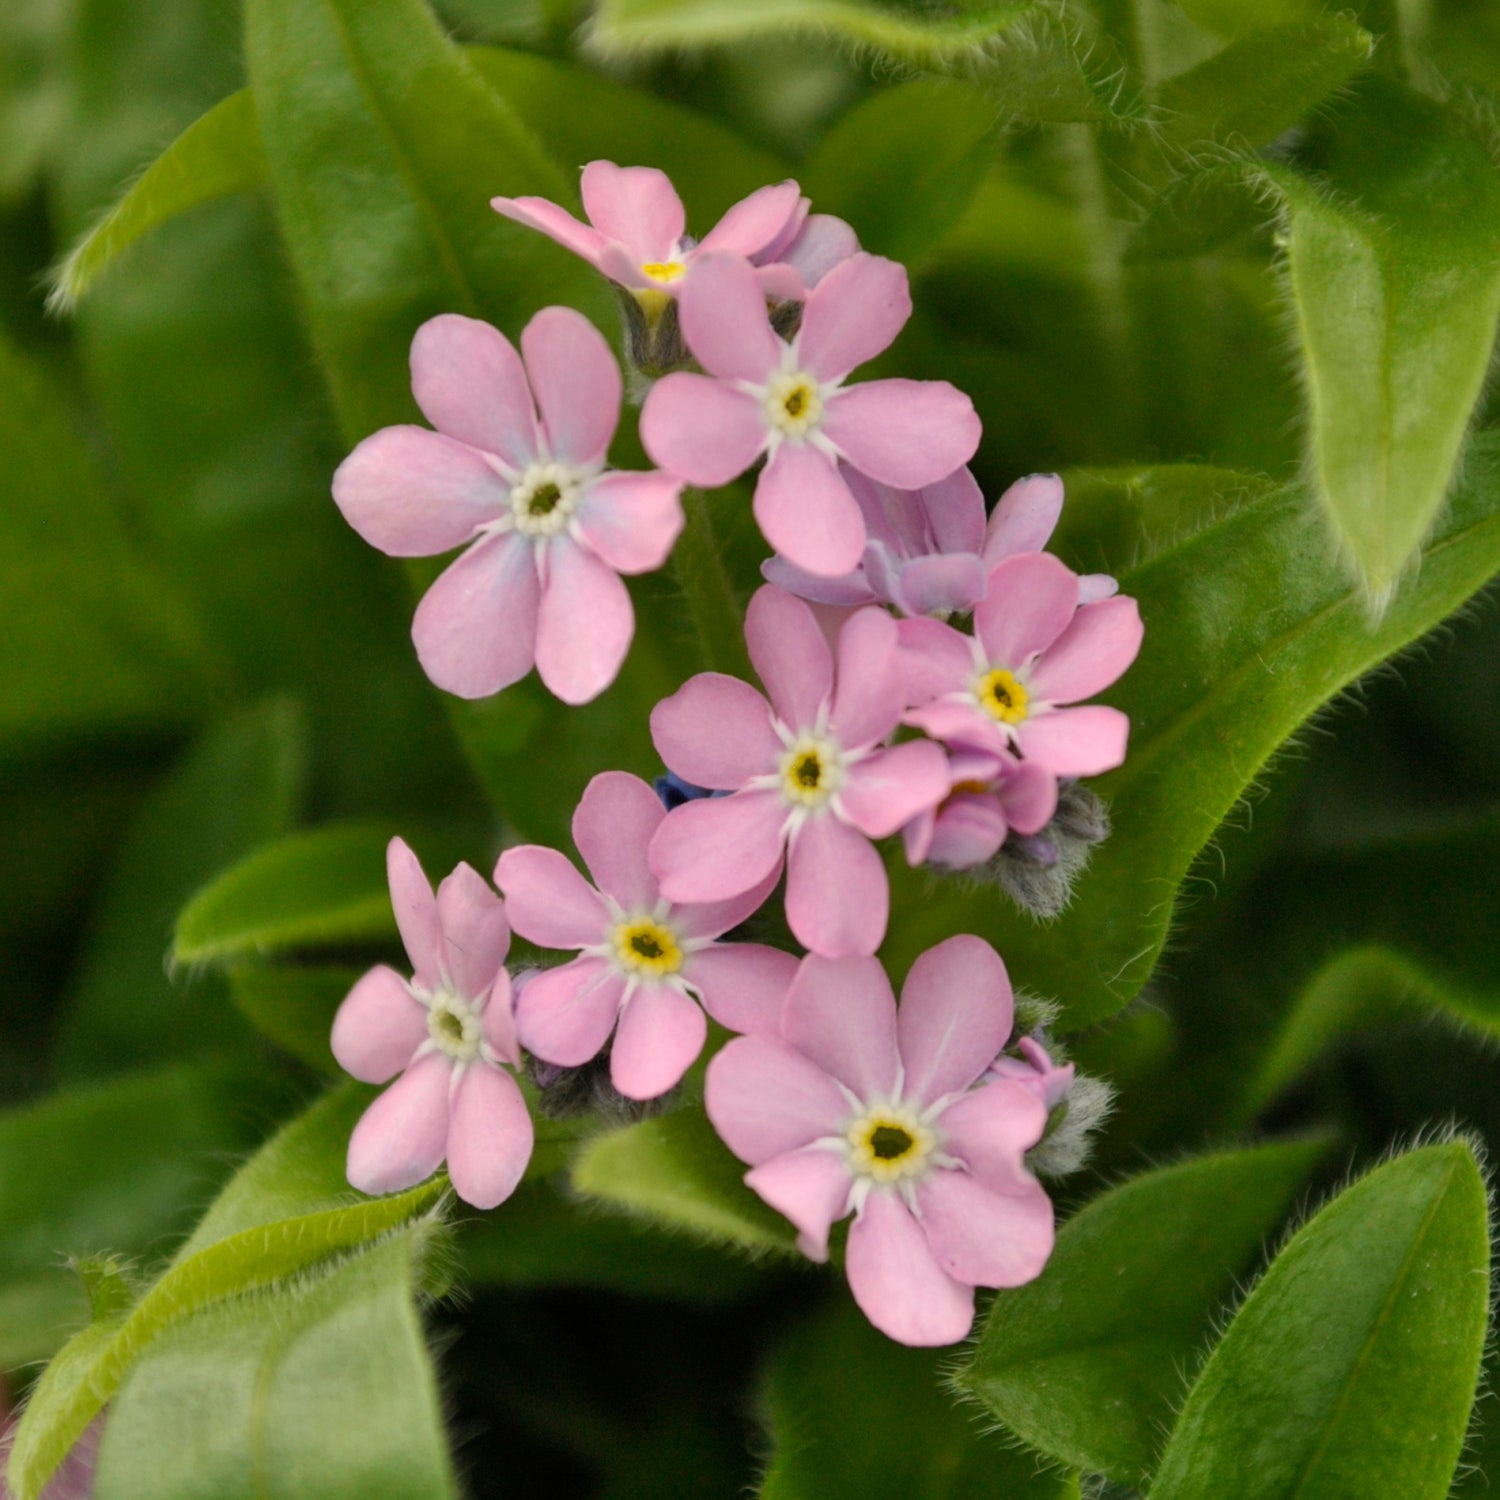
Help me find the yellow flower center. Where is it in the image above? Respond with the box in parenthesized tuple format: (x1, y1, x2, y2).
(427, 992, 482, 1063)
(763, 371, 824, 439)
(845, 1104, 937, 1184)
(611, 917, 684, 979)
(778, 734, 844, 809)
(640, 260, 686, 284)
(975, 667, 1029, 725)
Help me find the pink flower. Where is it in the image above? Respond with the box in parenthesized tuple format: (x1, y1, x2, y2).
(640, 252, 981, 576)
(331, 839, 532, 1211)
(981, 472, 1118, 602)
(491, 160, 806, 299)
(706, 937, 1055, 1346)
(649, 586, 949, 957)
(332, 307, 683, 704)
(761, 212, 862, 299)
(986, 1035, 1076, 1112)
(900, 553, 1144, 777)
(902, 746, 1057, 870)
(494, 771, 797, 1101)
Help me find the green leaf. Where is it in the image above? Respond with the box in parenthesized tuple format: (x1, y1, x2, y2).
(228, 963, 360, 1075)
(0, 328, 215, 750)
(886, 431, 1500, 1029)
(1155, 19, 1373, 151)
(173, 823, 465, 967)
(759, 1299, 1077, 1500)
(0, 1062, 274, 1369)
(94, 1232, 456, 1500)
(1172, 0, 1326, 40)
(956, 1138, 1327, 1484)
(0, 0, 69, 199)
(1124, 160, 1269, 262)
(56, 701, 306, 1078)
(5, 1085, 443, 1500)
(1152, 1140, 1490, 1500)
(1275, 81, 1500, 602)
(798, 79, 999, 269)
(571, 1107, 798, 1256)
(49, 90, 266, 309)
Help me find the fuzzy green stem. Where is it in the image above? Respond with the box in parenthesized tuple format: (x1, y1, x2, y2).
(671, 489, 751, 679)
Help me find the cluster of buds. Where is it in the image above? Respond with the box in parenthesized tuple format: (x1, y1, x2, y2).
(329, 161, 1140, 1345)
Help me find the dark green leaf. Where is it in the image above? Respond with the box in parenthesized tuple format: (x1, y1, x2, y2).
(957, 1139, 1326, 1483)
(228, 963, 360, 1075)
(760, 1299, 1077, 1500)
(1152, 1141, 1489, 1500)
(1124, 161, 1269, 262)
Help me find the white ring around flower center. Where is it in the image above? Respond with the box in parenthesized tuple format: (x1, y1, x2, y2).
(762, 370, 824, 440)
(426, 990, 483, 1063)
(778, 732, 845, 810)
(844, 1100, 938, 1185)
(510, 461, 585, 537)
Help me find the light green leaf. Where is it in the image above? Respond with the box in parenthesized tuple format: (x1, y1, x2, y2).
(956, 1139, 1327, 1484)
(760, 1299, 1076, 1500)
(49, 90, 266, 309)
(885, 432, 1500, 1029)
(1155, 19, 1373, 150)
(571, 1107, 798, 1256)
(1152, 1141, 1489, 1500)
(799, 78, 999, 268)
(94, 1232, 456, 1500)
(1275, 81, 1500, 603)
(57, 701, 306, 1078)
(228, 963, 360, 1075)
(1172, 0, 1326, 40)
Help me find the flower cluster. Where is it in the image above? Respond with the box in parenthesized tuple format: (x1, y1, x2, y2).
(329, 160, 1144, 1345)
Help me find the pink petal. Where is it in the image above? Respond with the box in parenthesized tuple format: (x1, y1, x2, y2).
(897, 934, 1014, 1107)
(781, 954, 900, 1100)
(1027, 595, 1144, 705)
(682, 942, 799, 1034)
(409, 314, 538, 467)
(572, 770, 663, 911)
(998, 758, 1059, 835)
(1080, 572, 1120, 604)
(754, 444, 867, 578)
(982, 473, 1065, 563)
(974, 552, 1080, 668)
(797, 252, 911, 382)
(483, 968, 521, 1067)
(846, 1190, 975, 1346)
(649, 789, 789, 904)
(387, 837, 440, 991)
(535, 540, 633, 705)
(491, 194, 609, 270)
(915, 1169, 1054, 1289)
(745, 582, 834, 729)
(939, 1077, 1050, 1194)
(924, 794, 1008, 868)
(923, 466, 987, 554)
(640, 373, 767, 486)
(671, 863, 783, 942)
(332, 427, 505, 557)
(610, 984, 709, 1099)
(890, 554, 988, 618)
(744, 1147, 853, 1261)
(650, 672, 782, 789)
(579, 161, 684, 263)
(902, 807, 937, 866)
(574, 470, 684, 574)
(823, 379, 981, 490)
(896, 616, 975, 705)
(445, 1061, 533, 1210)
(837, 741, 950, 840)
(752, 192, 810, 265)
(772, 213, 860, 292)
(828, 606, 900, 748)
(520, 306, 621, 469)
(493, 844, 609, 948)
(699, 180, 805, 257)
(676, 251, 784, 382)
(435, 862, 510, 1001)
(346, 1052, 452, 1196)
(1018, 705, 1130, 777)
(330, 965, 426, 1084)
(785, 815, 889, 958)
(515, 958, 625, 1066)
(705, 1034, 850, 1165)
(761, 553, 879, 608)
(902, 699, 1006, 756)
(412, 532, 539, 700)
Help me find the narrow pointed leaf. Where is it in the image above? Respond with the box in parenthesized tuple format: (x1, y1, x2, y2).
(1152, 1141, 1489, 1500)
(956, 1139, 1327, 1483)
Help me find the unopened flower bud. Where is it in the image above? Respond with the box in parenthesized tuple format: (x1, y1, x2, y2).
(990, 781, 1111, 919)
(524, 1046, 675, 1125)
(618, 285, 692, 379)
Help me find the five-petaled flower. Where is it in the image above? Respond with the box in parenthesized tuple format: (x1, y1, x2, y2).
(649, 585, 949, 957)
(640, 252, 981, 577)
(902, 745, 1058, 871)
(332, 307, 683, 704)
(706, 937, 1055, 1346)
(331, 839, 532, 1210)
(496, 771, 797, 1100)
